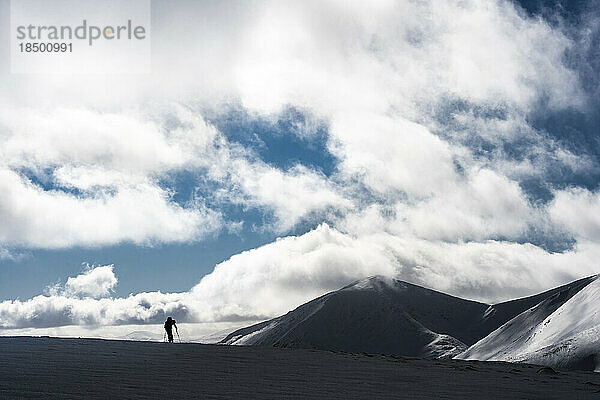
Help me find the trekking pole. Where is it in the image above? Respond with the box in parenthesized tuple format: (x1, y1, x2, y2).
(163, 331, 166, 342)
(176, 330, 181, 343)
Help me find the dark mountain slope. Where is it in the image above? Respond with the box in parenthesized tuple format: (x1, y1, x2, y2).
(220, 275, 596, 359)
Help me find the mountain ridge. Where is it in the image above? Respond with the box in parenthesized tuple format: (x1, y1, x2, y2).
(458, 274, 600, 371)
(220, 274, 598, 370)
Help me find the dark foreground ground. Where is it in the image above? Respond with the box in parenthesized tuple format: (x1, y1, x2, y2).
(0, 337, 598, 399)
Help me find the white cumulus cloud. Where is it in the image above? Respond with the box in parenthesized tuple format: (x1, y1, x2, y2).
(0, 0, 598, 334)
(62, 265, 118, 298)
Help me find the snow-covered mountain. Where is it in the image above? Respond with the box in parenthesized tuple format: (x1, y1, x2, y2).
(221, 275, 598, 369)
(458, 275, 600, 372)
(220, 276, 480, 357)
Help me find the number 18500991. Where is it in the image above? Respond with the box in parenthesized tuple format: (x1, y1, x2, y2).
(19, 42, 72, 52)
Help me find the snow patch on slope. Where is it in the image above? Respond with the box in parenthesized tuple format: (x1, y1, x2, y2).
(423, 334, 467, 359)
(222, 297, 327, 346)
(459, 275, 600, 371)
(522, 277, 600, 351)
(224, 322, 279, 345)
(520, 325, 600, 372)
(346, 275, 402, 291)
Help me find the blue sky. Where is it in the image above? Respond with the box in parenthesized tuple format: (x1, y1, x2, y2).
(1, 0, 599, 332)
(0, 105, 336, 299)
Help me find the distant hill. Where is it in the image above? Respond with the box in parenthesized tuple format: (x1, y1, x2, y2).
(220, 275, 598, 369)
(122, 331, 164, 342)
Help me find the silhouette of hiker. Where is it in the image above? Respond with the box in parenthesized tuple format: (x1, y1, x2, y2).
(164, 316, 178, 343)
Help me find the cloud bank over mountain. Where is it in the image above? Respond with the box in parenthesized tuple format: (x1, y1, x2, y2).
(1, 0, 599, 329)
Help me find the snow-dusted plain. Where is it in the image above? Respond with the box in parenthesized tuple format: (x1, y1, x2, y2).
(222, 275, 599, 371)
(1, 336, 599, 399)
